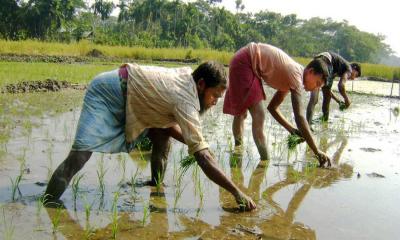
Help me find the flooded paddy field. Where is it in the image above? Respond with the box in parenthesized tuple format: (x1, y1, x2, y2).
(0, 87, 399, 240)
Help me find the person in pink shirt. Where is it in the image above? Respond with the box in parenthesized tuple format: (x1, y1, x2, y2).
(223, 42, 331, 167)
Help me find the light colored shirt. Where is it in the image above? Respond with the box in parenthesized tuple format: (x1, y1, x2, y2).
(124, 63, 208, 155)
(247, 42, 304, 93)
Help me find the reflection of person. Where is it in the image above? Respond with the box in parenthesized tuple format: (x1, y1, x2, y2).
(187, 159, 315, 239)
(306, 52, 361, 125)
(223, 42, 331, 167)
(45, 61, 255, 210)
(305, 133, 353, 187)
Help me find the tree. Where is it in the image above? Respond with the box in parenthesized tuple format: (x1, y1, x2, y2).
(117, 0, 130, 22)
(235, 0, 244, 13)
(92, 0, 115, 21)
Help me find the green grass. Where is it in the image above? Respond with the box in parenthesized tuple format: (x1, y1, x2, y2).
(0, 40, 233, 63)
(0, 61, 118, 86)
(1, 40, 399, 87)
(0, 61, 192, 87)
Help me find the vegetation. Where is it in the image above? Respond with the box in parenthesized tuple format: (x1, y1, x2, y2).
(0, 0, 397, 64)
(287, 134, 304, 150)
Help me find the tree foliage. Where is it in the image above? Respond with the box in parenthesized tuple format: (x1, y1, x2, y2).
(0, 0, 395, 63)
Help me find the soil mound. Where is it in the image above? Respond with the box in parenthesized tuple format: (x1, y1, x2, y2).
(86, 49, 104, 57)
(1, 79, 85, 93)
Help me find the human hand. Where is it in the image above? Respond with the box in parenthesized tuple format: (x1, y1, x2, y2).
(290, 129, 306, 141)
(315, 151, 331, 167)
(344, 99, 351, 108)
(235, 191, 257, 211)
(338, 101, 346, 111)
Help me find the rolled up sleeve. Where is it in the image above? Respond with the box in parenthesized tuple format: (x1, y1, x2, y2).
(173, 102, 209, 155)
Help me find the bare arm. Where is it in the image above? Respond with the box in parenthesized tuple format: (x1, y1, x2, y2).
(194, 149, 256, 210)
(167, 124, 185, 144)
(267, 90, 296, 134)
(330, 88, 341, 103)
(291, 89, 331, 167)
(338, 73, 351, 107)
(290, 89, 319, 154)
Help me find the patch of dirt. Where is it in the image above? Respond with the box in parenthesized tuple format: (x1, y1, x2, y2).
(0, 53, 88, 64)
(1, 79, 86, 93)
(86, 48, 104, 57)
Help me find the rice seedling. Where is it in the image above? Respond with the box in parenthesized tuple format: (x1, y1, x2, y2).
(82, 196, 95, 239)
(10, 158, 25, 201)
(51, 205, 63, 234)
(138, 148, 147, 162)
(97, 158, 107, 197)
(71, 173, 85, 211)
(110, 191, 120, 239)
(193, 166, 204, 206)
(179, 155, 196, 177)
(136, 137, 153, 151)
(173, 177, 187, 211)
(36, 194, 49, 217)
(46, 144, 54, 182)
(2, 208, 15, 240)
(229, 153, 241, 168)
(141, 202, 150, 227)
(129, 168, 139, 202)
(154, 170, 163, 194)
(287, 133, 304, 150)
(117, 154, 127, 184)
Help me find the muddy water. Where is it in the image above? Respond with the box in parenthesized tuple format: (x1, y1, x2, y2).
(0, 89, 399, 240)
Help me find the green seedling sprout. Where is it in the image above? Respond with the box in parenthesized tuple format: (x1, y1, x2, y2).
(97, 159, 107, 197)
(129, 168, 139, 202)
(141, 202, 150, 227)
(51, 205, 63, 234)
(83, 196, 95, 239)
(2, 208, 15, 240)
(118, 154, 127, 184)
(110, 191, 119, 239)
(155, 170, 163, 195)
(71, 173, 85, 211)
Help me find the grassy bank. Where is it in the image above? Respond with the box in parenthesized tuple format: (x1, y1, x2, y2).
(0, 40, 232, 64)
(0, 62, 118, 85)
(0, 61, 191, 86)
(1, 40, 399, 80)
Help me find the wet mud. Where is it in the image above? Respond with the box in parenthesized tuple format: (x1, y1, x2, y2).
(1, 79, 86, 93)
(0, 89, 399, 239)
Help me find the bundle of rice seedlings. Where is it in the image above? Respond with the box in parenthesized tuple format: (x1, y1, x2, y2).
(287, 134, 304, 149)
(339, 101, 346, 111)
(179, 155, 197, 176)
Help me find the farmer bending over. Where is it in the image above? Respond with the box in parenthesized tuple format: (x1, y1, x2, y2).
(306, 52, 361, 126)
(45, 61, 256, 210)
(223, 42, 331, 167)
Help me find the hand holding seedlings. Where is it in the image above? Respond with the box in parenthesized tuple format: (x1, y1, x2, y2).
(287, 130, 305, 149)
(338, 101, 347, 111)
(315, 151, 331, 168)
(235, 191, 256, 211)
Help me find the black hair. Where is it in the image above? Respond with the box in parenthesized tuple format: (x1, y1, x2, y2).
(350, 63, 361, 77)
(192, 61, 227, 88)
(305, 58, 330, 83)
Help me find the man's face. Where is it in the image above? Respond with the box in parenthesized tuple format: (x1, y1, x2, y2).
(197, 80, 226, 115)
(303, 68, 325, 91)
(349, 70, 359, 80)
